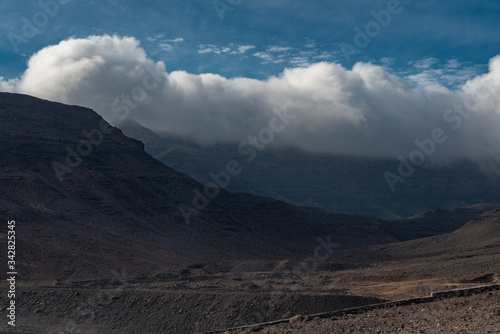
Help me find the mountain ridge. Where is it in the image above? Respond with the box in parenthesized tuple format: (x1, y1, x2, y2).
(118, 119, 500, 219)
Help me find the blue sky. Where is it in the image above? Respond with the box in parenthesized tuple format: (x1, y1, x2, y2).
(1, 0, 500, 87)
(1, 0, 500, 164)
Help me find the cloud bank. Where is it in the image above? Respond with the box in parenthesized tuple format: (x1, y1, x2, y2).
(2, 35, 500, 164)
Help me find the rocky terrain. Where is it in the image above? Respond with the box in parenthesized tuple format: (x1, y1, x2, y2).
(230, 207, 500, 333)
(240, 288, 500, 334)
(1, 202, 499, 333)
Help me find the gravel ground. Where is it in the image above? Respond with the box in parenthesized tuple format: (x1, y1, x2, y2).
(241, 289, 500, 334)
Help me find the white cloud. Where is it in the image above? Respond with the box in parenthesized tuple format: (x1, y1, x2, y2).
(446, 59, 461, 69)
(0, 77, 16, 92)
(314, 53, 334, 61)
(168, 38, 184, 43)
(253, 51, 286, 64)
(198, 44, 218, 54)
(406, 58, 486, 88)
(198, 43, 255, 55)
(380, 57, 396, 67)
(410, 57, 439, 69)
(156, 37, 184, 52)
(304, 38, 317, 49)
(407, 70, 444, 87)
(253, 45, 293, 64)
(268, 46, 292, 53)
(236, 45, 255, 53)
(253, 52, 270, 59)
(289, 56, 310, 67)
(4, 35, 500, 166)
(145, 33, 166, 43)
(159, 43, 174, 52)
(253, 46, 333, 67)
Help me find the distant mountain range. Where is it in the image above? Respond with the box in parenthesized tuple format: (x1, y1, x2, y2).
(349, 203, 500, 273)
(119, 119, 500, 219)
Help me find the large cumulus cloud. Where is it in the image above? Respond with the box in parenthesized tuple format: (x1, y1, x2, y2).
(2, 35, 500, 163)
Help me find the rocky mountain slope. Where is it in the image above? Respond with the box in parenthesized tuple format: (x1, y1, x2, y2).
(0, 92, 399, 281)
(381, 203, 498, 241)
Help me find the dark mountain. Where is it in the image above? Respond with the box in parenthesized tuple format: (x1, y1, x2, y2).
(120, 120, 500, 219)
(347, 204, 500, 270)
(381, 203, 499, 241)
(118, 118, 200, 155)
(0, 92, 401, 280)
(447, 205, 500, 247)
